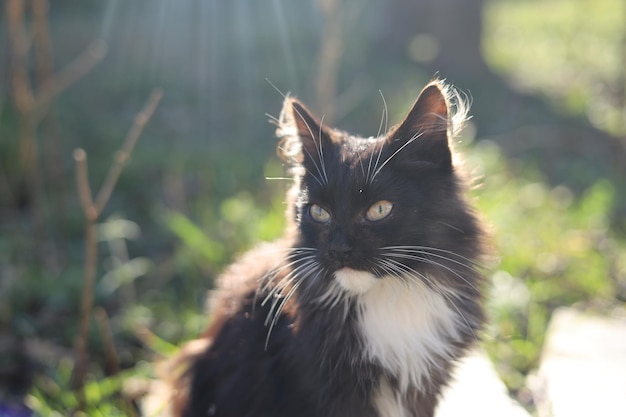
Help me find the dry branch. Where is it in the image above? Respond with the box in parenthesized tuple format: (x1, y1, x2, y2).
(95, 307, 120, 376)
(94, 89, 164, 214)
(5, 0, 107, 258)
(72, 88, 163, 408)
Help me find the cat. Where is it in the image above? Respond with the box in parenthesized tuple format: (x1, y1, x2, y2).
(168, 80, 488, 417)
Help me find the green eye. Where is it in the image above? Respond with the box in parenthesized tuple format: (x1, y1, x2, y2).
(366, 200, 393, 221)
(310, 204, 331, 223)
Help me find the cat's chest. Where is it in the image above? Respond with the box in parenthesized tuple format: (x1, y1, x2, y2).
(355, 277, 461, 392)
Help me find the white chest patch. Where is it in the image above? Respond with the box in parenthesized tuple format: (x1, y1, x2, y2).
(356, 274, 461, 394)
(373, 378, 409, 417)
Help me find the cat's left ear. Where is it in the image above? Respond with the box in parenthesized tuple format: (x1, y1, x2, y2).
(387, 81, 456, 170)
(276, 97, 332, 168)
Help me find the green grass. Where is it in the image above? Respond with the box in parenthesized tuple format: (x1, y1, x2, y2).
(484, 0, 626, 136)
(468, 140, 622, 394)
(16, 139, 623, 414)
(3, 0, 626, 414)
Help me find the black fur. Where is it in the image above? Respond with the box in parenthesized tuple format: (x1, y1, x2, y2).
(174, 81, 487, 417)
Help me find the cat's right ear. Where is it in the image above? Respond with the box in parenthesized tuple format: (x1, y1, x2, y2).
(276, 97, 332, 169)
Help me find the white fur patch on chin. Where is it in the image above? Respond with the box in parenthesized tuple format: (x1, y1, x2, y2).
(334, 268, 378, 295)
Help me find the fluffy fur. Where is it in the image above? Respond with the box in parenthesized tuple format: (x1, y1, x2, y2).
(169, 80, 487, 417)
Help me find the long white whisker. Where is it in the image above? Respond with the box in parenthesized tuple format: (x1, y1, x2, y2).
(291, 105, 328, 186)
(373, 257, 397, 278)
(366, 138, 386, 185)
(265, 277, 305, 349)
(382, 245, 483, 267)
(261, 259, 316, 308)
(253, 248, 316, 309)
(258, 254, 317, 297)
(266, 77, 288, 99)
(370, 131, 424, 182)
(380, 89, 389, 135)
(255, 247, 317, 296)
(376, 90, 389, 138)
(384, 258, 431, 286)
(300, 148, 325, 187)
(385, 250, 477, 272)
(383, 252, 479, 293)
(318, 115, 329, 184)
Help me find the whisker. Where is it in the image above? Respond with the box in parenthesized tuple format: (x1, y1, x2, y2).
(384, 250, 476, 272)
(367, 138, 386, 185)
(380, 89, 389, 135)
(382, 257, 434, 288)
(382, 252, 479, 294)
(291, 105, 328, 186)
(256, 253, 314, 307)
(265, 176, 293, 181)
(372, 257, 397, 278)
(376, 90, 389, 138)
(266, 77, 288, 99)
(266, 112, 280, 123)
(300, 146, 325, 187)
(370, 131, 424, 182)
(265, 277, 305, 349)
(265, 260, 323, 347)
(318, 115, 330, 184)
(253, 248, 316, 309)
(381, 245, 483, 268)
(261, 258, 316, 307)
(357, 151, 366, 178)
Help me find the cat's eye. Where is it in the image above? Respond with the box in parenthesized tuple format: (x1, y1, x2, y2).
(365, 200, 393, 221)
(309, 204, 331, 223)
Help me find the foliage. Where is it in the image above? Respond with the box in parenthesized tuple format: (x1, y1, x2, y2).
(468, 140, 623, 393)
(11, 138, 623, 414)
(484, 0, 626, 136)
(26, 359, 142, 417)
(1, 0, 625, 415)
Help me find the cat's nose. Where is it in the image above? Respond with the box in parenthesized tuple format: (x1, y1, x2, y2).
(329, 234, 352, 261)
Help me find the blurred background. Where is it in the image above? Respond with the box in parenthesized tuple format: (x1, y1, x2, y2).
(1, 0, 625, 415)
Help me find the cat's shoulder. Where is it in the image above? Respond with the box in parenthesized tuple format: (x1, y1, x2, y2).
(204, 239, 291, 321)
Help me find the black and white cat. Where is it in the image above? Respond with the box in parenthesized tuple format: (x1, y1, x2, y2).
(170, 80, 488, 417)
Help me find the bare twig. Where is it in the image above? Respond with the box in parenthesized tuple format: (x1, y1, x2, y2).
(6, 0, 107, 260)
(72, 149, 97, 408)
(32, 0, 55, 89)
(95, 307, 138, 416)
(7, 0, 35, 114)
(32, 0, 69, 229)
(95, 307, 120, 375)
(7, 0, 42, 235)
(73, 149, 95, 220)
(94, 88, 163, 213)
(72, 89, 162, 407)
(34, 40, 108, 123)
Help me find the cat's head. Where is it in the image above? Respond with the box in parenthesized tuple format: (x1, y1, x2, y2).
(276, 80, 484, 298)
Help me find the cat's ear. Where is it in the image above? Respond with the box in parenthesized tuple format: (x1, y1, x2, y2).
(388, 81, 458, 170)
(276, 97, 332, 169)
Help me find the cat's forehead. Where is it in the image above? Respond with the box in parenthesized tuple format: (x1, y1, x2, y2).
(308, 135, 396, 199)
(337, 134, 384, 162)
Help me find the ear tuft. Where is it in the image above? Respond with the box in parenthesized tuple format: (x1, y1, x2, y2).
(396, 81, 449, 140)
(386, 80, 469, 169)
(276, 97, 331, 168)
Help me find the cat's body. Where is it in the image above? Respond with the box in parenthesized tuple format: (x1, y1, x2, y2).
(171, 80, 487, 417)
